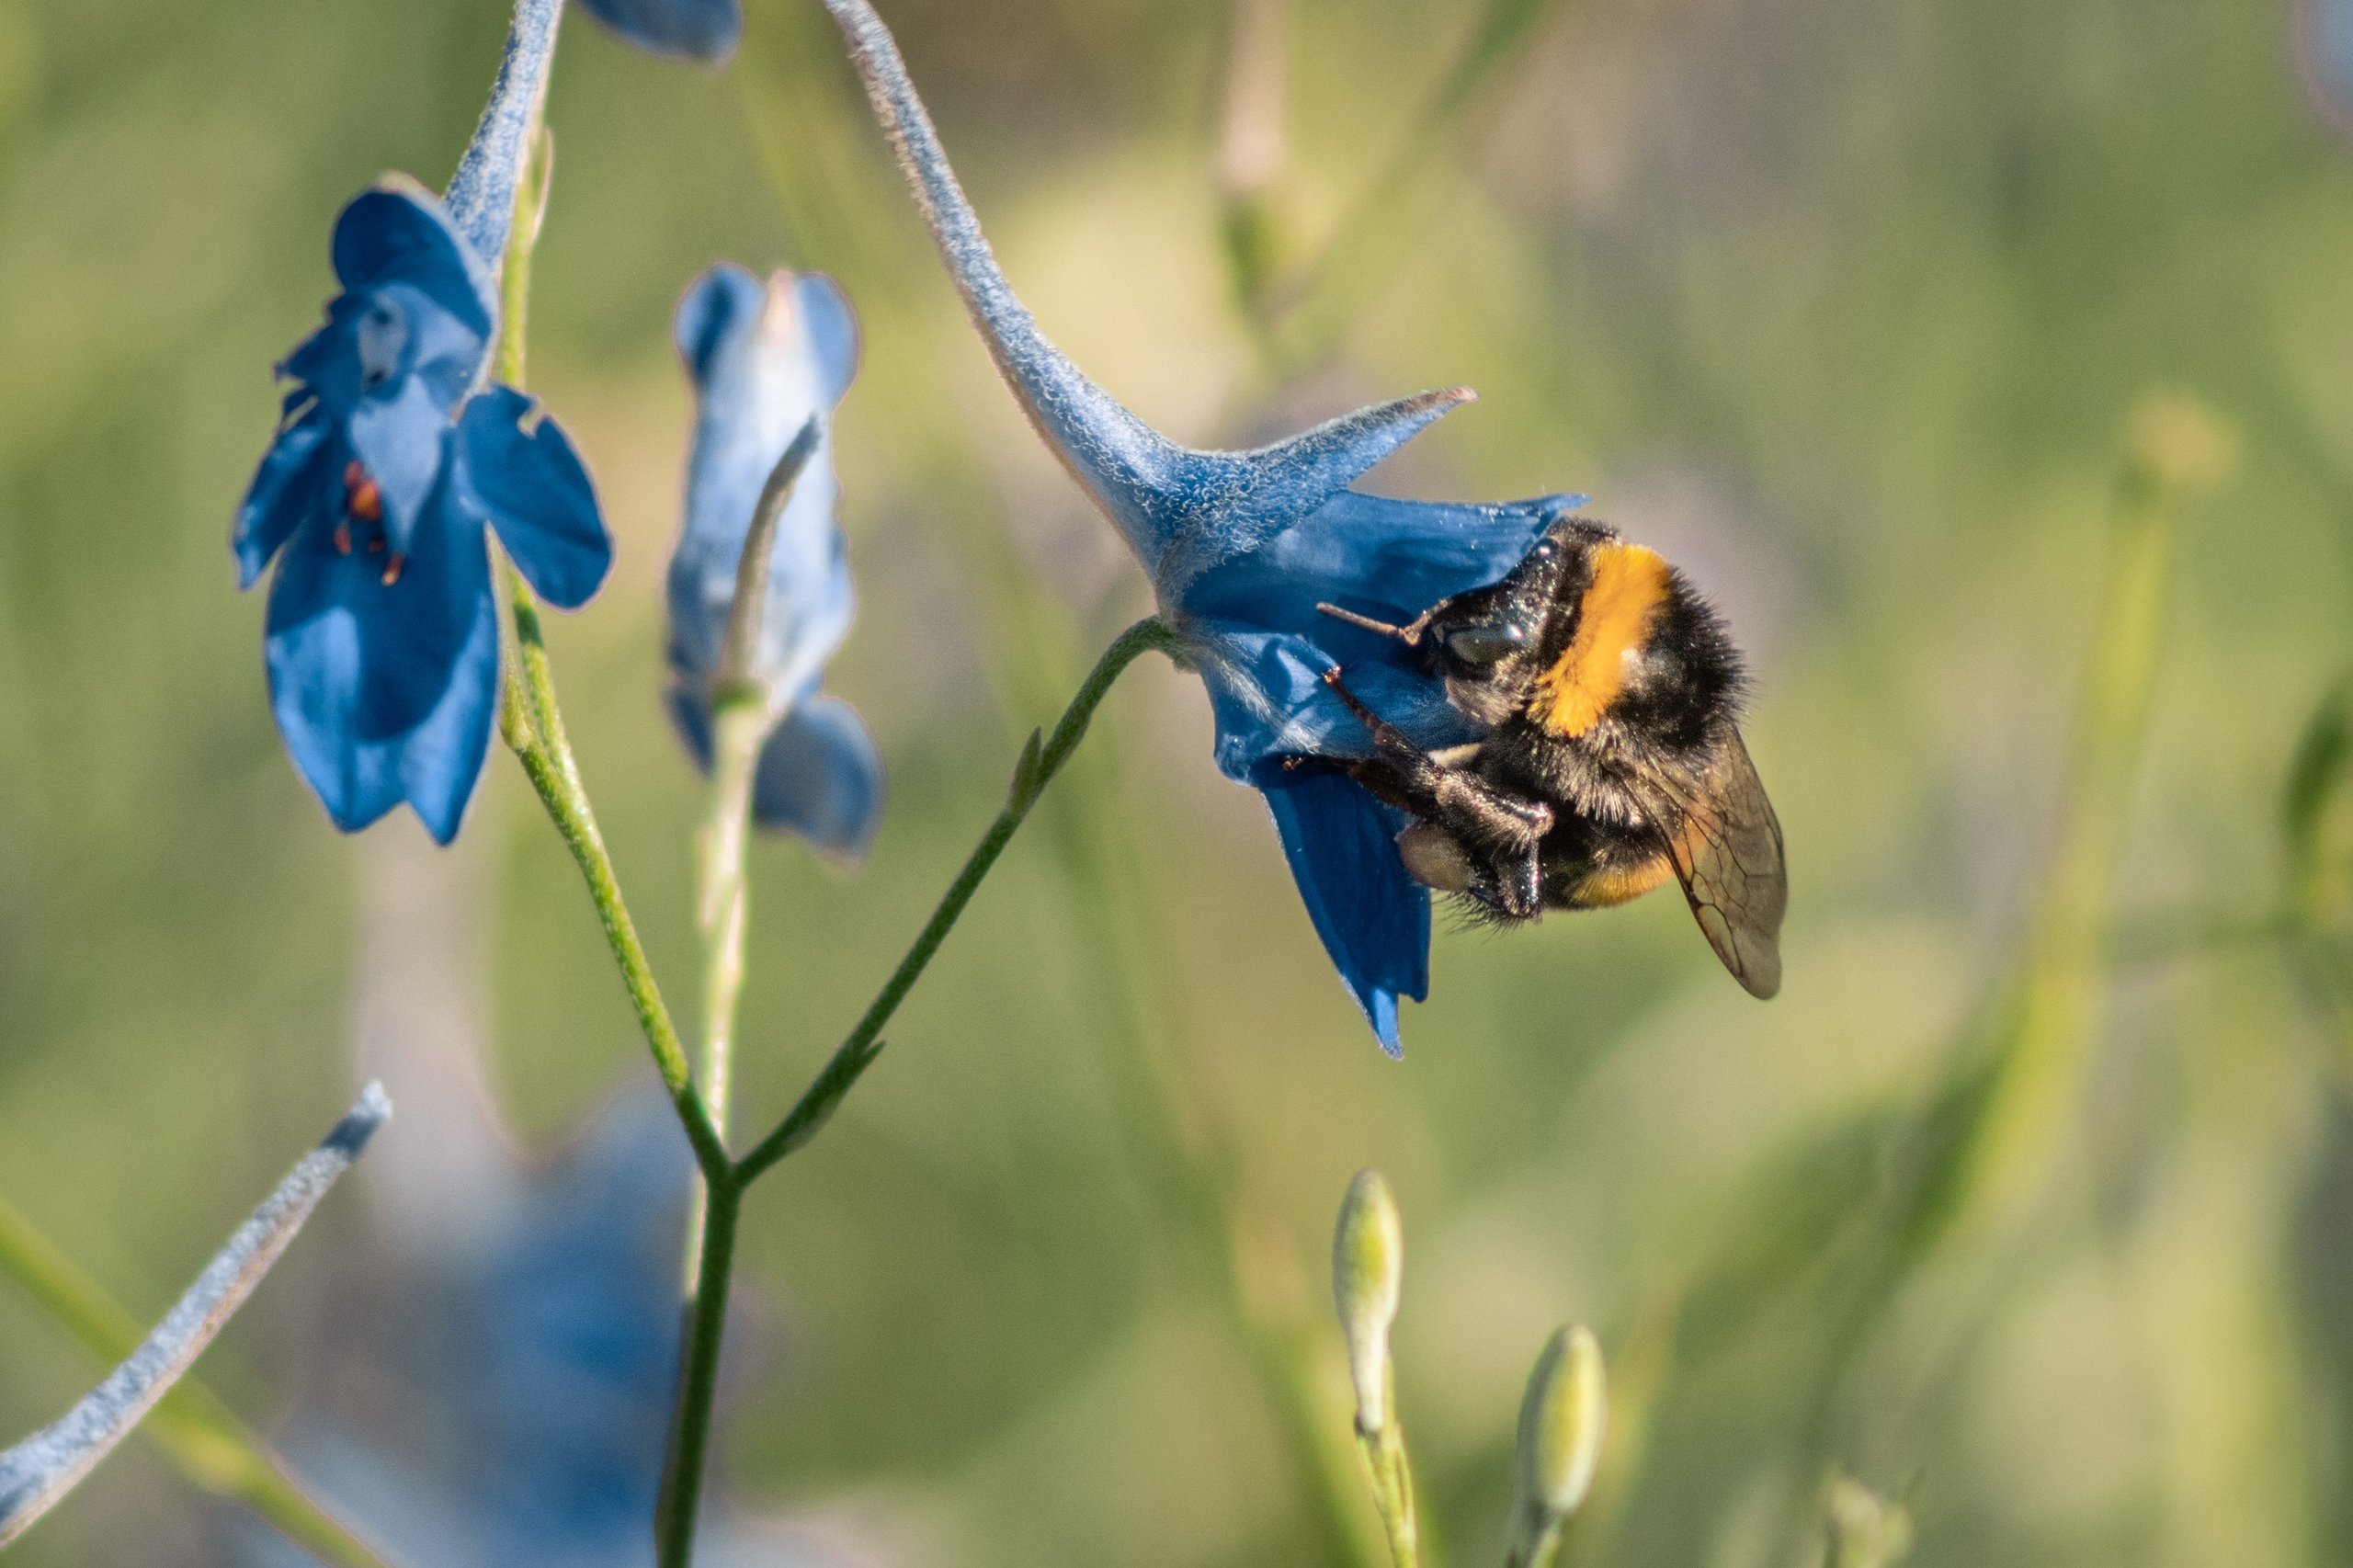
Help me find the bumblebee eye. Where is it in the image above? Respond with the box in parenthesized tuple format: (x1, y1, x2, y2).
(1439, 621, 1527, 665)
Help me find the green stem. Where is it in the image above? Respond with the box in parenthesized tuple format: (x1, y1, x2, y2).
(1356, 1415, 1420, 1568)
(684, 698, 764, 1278)
(1513, 1517, 1564, 1568)
(483, 119, 725, 1183)
(737, 616, 1179, 1185)
(643, 619, 1176, 1564)
(696, 415, 826, 1173)
(0, 1196, 392, 1568)
(654, 1176, 742, 1568)
(500, 658, 729, 1181)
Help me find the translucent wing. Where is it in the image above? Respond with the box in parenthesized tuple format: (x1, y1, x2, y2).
(1662, 731, 1786, 998)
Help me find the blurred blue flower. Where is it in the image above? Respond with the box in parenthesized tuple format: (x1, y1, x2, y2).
(579, 0, 743, 64)
(823, 0, 1578, 1051)
(665, 264, 884, 863)
(239, 1090, 874, 1568)
(2302, 0, 2353, 132)
(234, 0, 611, 845)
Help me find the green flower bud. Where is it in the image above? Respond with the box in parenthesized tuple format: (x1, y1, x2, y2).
(1332, 1168, 1404, 1432)
(1824, 1475, 1914, 1568)
(1516, 1324, 1606, 1521)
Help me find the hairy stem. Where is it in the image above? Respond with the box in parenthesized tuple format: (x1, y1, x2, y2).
(483, 119, 725, 1183)
(654, 619, 1175, 1563)
(502, 684, 728, 1181)
(0, 1197, 392, 1568)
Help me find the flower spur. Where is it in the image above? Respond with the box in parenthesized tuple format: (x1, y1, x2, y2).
(819, 0, 1582, 1052)
(233, 0, 611, 845)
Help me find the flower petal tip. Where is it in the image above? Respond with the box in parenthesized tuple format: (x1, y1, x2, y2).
(578, 0, 744, 64)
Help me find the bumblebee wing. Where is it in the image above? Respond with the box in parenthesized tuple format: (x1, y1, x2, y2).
(1662, 732, 1786, 998)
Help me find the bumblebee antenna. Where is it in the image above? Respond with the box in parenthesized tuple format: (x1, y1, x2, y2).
(1316, 602, 1429, 645)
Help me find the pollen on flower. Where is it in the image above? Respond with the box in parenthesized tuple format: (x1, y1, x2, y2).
(381, 552, 406, 587)
(344, 460, 385, 526)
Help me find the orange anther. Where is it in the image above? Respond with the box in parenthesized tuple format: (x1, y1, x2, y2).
(342, 459, 384, 525)
(381, 552, 405, 587)
(333, 522, 352, 555)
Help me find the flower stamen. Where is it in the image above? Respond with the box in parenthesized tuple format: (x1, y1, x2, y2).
(333, 523, 353, 556)
(381, 552, 406, 587)
(343, 460, 385, 525)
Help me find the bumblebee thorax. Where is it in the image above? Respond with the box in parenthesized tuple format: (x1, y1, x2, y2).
(1531, 540, 1673, 738)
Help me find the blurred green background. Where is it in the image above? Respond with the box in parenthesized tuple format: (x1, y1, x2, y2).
(6, 0, 2353, 1564)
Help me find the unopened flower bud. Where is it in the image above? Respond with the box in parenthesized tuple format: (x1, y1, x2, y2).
(2125, 389, 2236, 500)
(1332, 1168, 1404, 1432)
(1516, 1324, 1606, 1521)
(1824, 1475, 1914, 1568)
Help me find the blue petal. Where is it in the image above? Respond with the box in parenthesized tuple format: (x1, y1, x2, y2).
(263, 489, 499, 843)
(794, 273, 860, 408)
(673, 263, 765, 385)
(1194, 624, 1483, 780)
(234, 406, 335, 589)
(753, 694, 885, 859)
(1260, 767, 1429, 1055)
(2303, 0, 2353, 130)
(578, 0, 744, 63)
(667, 264, 857, 699)
(1185, 489, 1574, 631)
(347, 361, 461, 556)
(330, 182, 495, 343)
(459, 388, 612, 610)
(665, 684, 714, 771)
(1180, 490, 1572, 778)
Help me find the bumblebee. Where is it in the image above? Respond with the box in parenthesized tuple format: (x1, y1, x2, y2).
(1315, 514, 1787, 997)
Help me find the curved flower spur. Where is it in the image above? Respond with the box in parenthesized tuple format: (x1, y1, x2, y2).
(818, 0, 1584, 1052)
(665, 265, 884, 862)
(232, 0, 612, 845)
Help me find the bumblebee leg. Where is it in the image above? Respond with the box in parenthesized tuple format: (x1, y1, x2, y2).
(1322, 668, 1553, 850)
(1501, 846, 1541, 918)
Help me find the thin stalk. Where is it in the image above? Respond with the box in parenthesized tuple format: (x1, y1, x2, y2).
(483, 119, 726, 1181)
(698, 418, 826, 1153)
(502, 685, 728, 1181)
(685, 420, 825, 1278)
(733, 40, 1390, 1561)
(652, 619, 1176, 1564)
(737, 616, 1180, 1185)
(655, 1176, 742, 1568)
(1357, 1415, 1420, 1568)
(1747, 402, 2224, 1567)
(696, 702, 764, 1153)
(0, 1198, 392, 1568)
(1512, 1518, 1563, 1568)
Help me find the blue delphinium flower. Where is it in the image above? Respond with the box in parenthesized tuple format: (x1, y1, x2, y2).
(819, 0, 1580, 1052)
(237, 1090, 873, 1568)
(233, 0, 611, 845)
(578, 0, 742, 64)
(665, 264, 884, 862)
